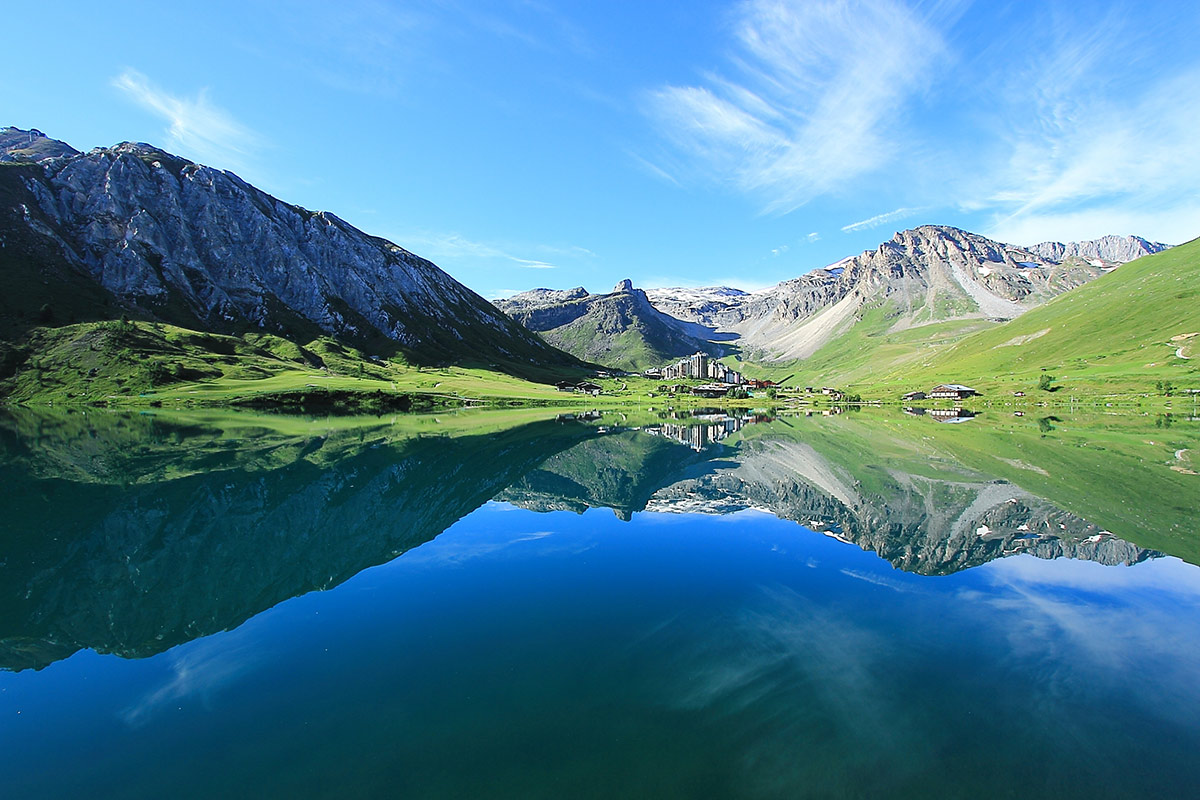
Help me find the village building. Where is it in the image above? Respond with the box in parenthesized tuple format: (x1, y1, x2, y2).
(555, 380, 576, 392)
(929, 383, 979, 400)
(574, 381, 603, 396)
(690, 384, 731, 398)
(901, 391, 927, 401)
(657, 352, 744, 385)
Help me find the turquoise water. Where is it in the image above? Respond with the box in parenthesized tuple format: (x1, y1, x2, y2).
(2, 409, 1198, 798)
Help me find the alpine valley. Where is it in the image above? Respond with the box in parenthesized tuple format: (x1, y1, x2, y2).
(0, 126, 1196, 408)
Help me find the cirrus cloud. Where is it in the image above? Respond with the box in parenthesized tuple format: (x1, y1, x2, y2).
(645, 0, 947, 215)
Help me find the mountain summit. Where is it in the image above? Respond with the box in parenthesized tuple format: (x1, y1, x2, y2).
(496, 279, 722, 371)
(0, 127, 579, 374)
(651, 225, 1126, 362)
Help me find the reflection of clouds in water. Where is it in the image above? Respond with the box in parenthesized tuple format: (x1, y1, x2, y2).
(985, 553, 1200, 597)
(120, 637, 262, 727)
(839, 568, 920, 593)
(976, 556, 1200, 726)
(643, 585, 931, 793)
(402, 525, 597, 568)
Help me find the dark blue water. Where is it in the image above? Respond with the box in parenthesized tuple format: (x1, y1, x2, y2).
(1, 409, 1198, 798)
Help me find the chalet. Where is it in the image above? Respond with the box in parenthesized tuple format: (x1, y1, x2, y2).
(929, 384, 978, 400)
(690, 384, 730, 398)
(901, 391, 927, 401)
(575, 381, 603, 396)
(555, 380, 577, 392)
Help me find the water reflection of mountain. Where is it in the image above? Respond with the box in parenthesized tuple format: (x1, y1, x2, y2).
(644, 435, 1154, 574)
(0, 410, 597, 671)
(0, 408, 1173, 671)
(495, 430, 711, 520)
(501, 418, 1161, 575)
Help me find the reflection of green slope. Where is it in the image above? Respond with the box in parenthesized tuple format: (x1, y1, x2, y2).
(736, 412, 1198, 565)
(0, 407, 593, 485)
(497, 430, 715, 520)
(0, 410, 596, 671)
(652, 427, 1153, 575)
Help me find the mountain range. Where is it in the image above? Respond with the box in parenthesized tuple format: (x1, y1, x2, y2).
(506, 226, 1170, 372)
(0, 124, 1190, 399)
(0, 126, 579, 377)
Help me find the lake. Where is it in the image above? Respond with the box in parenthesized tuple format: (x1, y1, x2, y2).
(1, 406, 1198, 798)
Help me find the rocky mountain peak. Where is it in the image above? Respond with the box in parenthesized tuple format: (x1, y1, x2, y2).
(0, 127, 582, 373)
(0, 126, 80, 162)
(613, 278, 635, 293)
(1026, 234, 1170, 264)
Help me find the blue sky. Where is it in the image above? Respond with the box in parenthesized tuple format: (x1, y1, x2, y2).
(4, 0, 1198, 298)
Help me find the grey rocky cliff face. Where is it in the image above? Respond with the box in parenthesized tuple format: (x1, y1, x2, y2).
(1, 130, 575, 369)
(1026, 234, 1170, 265)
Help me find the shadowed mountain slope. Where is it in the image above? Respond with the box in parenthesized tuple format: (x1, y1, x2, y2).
(0, 127, 580, 377)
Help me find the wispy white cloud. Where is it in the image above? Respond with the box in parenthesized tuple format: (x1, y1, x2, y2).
(645, 0, 947, 214)
(627, 151, 681, 186)
(112, 69, 263, 171)
(771, 244, 789, 256)
(806, 232, 820, 243)
(841, 206, 923, 233)
(968, 10, 1200, 245)
(399, 231, 599, 270)
(259, 1, 433, 96)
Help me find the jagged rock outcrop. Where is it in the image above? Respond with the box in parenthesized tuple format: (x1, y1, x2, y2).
(1027, 235, 1169, 266)
(496, 278, 722, 371)
(0, 127, 579, 373)
(642, 286, 751, 325)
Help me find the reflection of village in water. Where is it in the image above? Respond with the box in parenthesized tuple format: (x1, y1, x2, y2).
(641, 409, 774, 451)
(903, 406, 979, 423)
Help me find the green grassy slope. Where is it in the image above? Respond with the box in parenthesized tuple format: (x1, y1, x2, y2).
(731, 301, 994, 387)
(861, 238, 1200, 396)
(0, 320, 583, 409)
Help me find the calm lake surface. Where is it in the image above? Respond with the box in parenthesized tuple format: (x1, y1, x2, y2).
(2, 406, 1198, 798)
